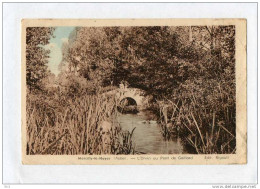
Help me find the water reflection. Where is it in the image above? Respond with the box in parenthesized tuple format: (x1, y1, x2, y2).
(117, 111, 183, 154)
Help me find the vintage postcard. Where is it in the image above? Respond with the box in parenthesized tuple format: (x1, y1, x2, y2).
(21, 19, 247, 164)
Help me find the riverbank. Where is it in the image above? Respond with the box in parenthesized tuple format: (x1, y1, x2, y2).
(146, 93, 236, 154)
(26, 91, 135, 155)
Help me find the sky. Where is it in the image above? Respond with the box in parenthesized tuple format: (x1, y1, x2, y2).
(45, 27, 75, 76)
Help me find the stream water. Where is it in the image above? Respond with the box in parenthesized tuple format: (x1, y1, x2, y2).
(117, 111, 184, 154)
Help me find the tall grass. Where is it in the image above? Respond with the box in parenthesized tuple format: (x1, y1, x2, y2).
(156, 81, 236, 154)
(26, 92, 135, 155)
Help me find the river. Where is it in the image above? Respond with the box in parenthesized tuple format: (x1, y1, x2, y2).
(117, 111, 184, 154)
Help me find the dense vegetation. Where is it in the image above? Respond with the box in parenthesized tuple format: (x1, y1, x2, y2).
(26, 27, 55, 90)
(26, 25, 236, 154)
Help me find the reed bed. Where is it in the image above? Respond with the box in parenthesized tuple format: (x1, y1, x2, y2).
(156, 81, 236, 154)
(26, 92, 135, 155)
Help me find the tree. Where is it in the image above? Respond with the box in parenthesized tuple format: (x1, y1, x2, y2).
(111, 26, 181, 98)
(26, 27, 55, 91)
(60, 27, 121, 93)
(61, 26, 184, 97)
(60, 25, 235, 104)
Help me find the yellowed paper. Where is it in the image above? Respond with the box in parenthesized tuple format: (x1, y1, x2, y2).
(22, 19, 247, 164)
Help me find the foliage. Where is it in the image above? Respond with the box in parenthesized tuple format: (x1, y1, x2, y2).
(58, 27, 120, 92)
(60, 27, 183, 96)
(56, 72, 95, 97)
(26, 27, 55, 91)
(156, 26, 236, 154)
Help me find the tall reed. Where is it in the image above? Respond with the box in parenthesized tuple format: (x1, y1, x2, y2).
(26, 92, 135, 155)
(156, 83, 236, 154)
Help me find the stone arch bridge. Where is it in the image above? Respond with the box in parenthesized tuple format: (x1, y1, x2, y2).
(103, 86, 150, 110)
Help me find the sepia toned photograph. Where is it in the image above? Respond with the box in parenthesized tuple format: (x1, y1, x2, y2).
(21, 19, 247, 164)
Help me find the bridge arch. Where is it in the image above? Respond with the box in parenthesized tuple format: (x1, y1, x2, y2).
(117, 88, 147, 108)
(119, 97, 137, 106)
(102, 86, 150, 110)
